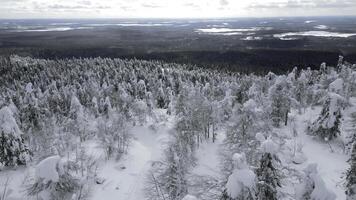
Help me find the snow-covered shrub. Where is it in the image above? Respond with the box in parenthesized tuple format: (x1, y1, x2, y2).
(296, 164, 336, 200)
(27, 156, 80, 200)
(0, 106, 30, 167)
(222, 153, 256, 200)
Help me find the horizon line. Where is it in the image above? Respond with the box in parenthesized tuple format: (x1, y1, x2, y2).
(1, 15, 356, 20)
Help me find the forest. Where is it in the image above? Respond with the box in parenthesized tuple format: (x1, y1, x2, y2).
(0, 55, 356, 200)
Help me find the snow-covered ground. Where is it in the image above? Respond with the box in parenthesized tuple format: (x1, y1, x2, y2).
(277, 102, 354, 200)
(91, 121, 173, 200)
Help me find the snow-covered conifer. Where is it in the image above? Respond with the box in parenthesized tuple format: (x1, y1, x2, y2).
(268, 76, 293, 127)
(256, 137, 281, 200)
(308, 92, 345, 141)
(0, 106, 30, 167)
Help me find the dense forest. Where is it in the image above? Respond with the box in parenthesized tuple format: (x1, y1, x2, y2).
(1, 55, 356, 200)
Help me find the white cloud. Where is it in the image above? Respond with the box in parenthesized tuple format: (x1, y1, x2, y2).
(0, 0, 355, 18)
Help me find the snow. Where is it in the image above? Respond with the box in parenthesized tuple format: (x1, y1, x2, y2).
(261, 136, 278, 154)
(191, 131, 224, 177)
(242, 36, 263, 40)
(310, 172, 337, 200)
(226, 153, 256, 198)
(274, 31, 356, 39)
(196, 28, 261, 33)
(11, 27, 92, 32)
(35, 155, 61, 183)
(226, 168, 256, 198)
(305, 20, 316, 24)
(91, 121, 172, 200)
(256, 132, 266, 142)
(195, 27, 270, 35)
(329, 78, 344, 94)
(182, 194, 199, 200)
(315, 25, 329, 30)
(287, 108, 349, 200)
(25, 82, 33, 93)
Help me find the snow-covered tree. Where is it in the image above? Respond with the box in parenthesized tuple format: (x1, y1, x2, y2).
(268, 76, 294, 127)
(27, 155, 80, 200)
(222, 153, 256, 200)
(308, 92, 345, 141)
(0, 106, 30, 167)
(161, 146, 188, 200)
(68, 95, 90, 142)
(131, 99, 148, 125)
(225, 99, 262, 165)
(256, 137, 281, 200)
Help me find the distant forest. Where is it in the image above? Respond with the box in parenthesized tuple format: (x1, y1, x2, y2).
(1, 47, 355, 74)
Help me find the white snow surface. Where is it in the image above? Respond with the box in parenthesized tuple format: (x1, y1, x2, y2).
(315, 25, 329, 30)
(329, 78, 344, 94)
(274, 31, 356, 38)
(226, 168, 256, 198)
(282, 107, 350, 200)
(196, 28, 261, 33)
(182, 194, 199, 200)
(35, 155, 61, 183)
(91, 121, 172, 200)
(310, 172, 337, 200)
(261, 136, 279, 154)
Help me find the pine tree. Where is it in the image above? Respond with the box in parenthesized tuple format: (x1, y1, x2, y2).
(346, 142, 356, 200)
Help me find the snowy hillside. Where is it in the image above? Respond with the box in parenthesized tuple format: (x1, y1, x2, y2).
(1, 55, 356, 200)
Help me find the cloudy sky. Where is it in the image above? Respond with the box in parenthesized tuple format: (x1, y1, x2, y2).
(0, 0, 356, 18)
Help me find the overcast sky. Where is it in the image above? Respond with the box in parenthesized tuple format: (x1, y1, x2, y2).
(0, 0, 356, 19)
